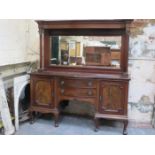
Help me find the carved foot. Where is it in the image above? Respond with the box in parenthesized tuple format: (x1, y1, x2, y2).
(94, 127, 98, 132)
(123, 130, 128, 135)
(55, 123, 59, 127)
(123, 120, 128, 135)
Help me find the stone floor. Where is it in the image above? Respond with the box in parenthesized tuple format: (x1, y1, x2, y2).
(15, 115, 155, 135)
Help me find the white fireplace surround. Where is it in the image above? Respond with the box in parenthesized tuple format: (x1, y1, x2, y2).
(14, 74, 30, 130)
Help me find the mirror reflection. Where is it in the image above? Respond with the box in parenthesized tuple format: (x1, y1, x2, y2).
(50, 36, 121, 68)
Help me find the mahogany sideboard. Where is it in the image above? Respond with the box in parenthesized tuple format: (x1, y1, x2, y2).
(29, 20, 133, 134)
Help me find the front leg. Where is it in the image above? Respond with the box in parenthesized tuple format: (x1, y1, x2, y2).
(123, 120, 128, 135)
(29, 111, 34, 124)
(94, 117, 100, 132)
(54, 112, 59, 127)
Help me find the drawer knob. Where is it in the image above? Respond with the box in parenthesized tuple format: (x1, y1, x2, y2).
(60, 80, 64, 85)
(61, 89, 64, 94)
(88, 81, 92, 87)
(88, 90, 93, 96)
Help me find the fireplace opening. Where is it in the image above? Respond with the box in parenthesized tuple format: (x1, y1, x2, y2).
(18, 84, 30, 122)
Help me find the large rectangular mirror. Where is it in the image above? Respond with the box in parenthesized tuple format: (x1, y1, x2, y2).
(50, 36, 122, 69)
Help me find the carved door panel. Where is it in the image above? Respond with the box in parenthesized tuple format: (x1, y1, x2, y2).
(99, 81, 125, 115)
(31, 78, 54, 108)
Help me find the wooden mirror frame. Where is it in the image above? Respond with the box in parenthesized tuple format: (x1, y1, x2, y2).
(37, 20, 133, 74)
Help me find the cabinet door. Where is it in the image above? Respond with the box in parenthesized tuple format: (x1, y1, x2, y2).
(31, 77, 54, 108)
(99, 81, 125, 115)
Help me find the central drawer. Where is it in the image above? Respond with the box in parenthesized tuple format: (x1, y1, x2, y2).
(58, 78, 97, 88)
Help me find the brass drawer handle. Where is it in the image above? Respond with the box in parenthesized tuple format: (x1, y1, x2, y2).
(88, 81, 92, 87)
(88, 90, 93, 96)
(60, 80, 65, 85)
(61, 89, 64, 94)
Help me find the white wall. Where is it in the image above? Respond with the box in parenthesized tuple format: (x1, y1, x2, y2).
(0, 19, 39, 66)
(128, 21, 155, 125)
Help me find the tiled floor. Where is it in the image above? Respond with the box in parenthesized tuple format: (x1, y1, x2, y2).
(15, 115, 155, 135)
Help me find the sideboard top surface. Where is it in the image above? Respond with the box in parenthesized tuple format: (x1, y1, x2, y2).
(30, 71, 130, 81)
